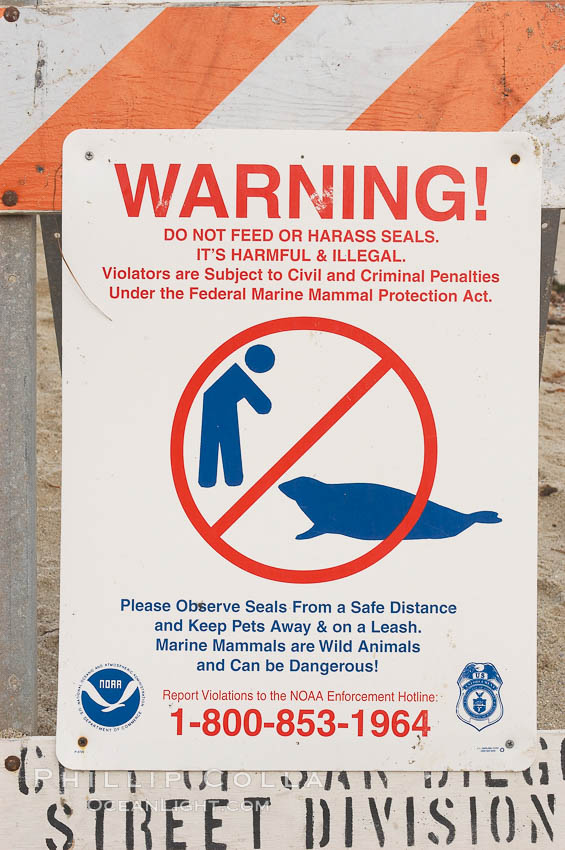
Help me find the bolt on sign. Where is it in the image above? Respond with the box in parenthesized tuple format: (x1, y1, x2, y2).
(57, 130, 540, 771)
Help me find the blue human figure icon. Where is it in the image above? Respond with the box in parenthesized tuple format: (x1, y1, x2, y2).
(198, 344, 275, 487)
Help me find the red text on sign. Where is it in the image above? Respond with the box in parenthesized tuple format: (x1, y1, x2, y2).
(114, 163, 488, 222)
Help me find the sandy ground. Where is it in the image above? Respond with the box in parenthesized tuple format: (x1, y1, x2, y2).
(537, 215, 565, 728)
(32, 221, 565, 736)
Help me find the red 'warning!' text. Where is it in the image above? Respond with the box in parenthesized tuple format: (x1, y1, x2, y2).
(114, 163, 489, 222)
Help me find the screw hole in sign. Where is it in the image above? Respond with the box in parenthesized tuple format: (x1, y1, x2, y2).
(170, 317, 437, 584)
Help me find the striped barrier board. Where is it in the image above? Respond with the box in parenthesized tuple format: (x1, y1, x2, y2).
(1, 733, 564, 848)
(1, 1, 565, 212)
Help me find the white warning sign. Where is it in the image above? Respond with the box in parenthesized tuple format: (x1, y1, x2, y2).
(58, 130, 540, 771)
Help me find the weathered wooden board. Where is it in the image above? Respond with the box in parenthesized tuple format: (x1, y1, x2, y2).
(1, 2, 564, 211)
(1, 733, 563, 847)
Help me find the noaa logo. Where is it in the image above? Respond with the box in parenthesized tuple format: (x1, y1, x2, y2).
(77, 664, 144, 731)
(456, 662, 503, 731)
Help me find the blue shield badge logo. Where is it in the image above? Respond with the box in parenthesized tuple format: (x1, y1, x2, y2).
(456, 662, 503, 731)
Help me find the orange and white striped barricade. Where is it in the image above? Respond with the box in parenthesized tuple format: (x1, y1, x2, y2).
(2, 2, 565, 211)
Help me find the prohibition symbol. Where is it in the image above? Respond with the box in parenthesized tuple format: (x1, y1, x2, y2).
(171, 317, 437, 584)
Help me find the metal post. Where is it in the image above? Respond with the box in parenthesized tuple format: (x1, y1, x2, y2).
(40, 214, 62, 369)
(539, 209, 561, 376)
(0, 214, 37, 734)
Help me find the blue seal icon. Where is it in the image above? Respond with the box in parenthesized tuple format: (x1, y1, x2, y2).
(456, 662, 503, 731)
(78, 665, 143, 729)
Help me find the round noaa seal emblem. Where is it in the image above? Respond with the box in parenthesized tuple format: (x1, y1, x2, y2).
(77, 664, 144, 731)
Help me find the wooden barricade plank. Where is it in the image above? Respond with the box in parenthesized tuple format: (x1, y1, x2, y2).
(1, 733, 564, 848)
(1, 2, 564, 211)
(351, 1, 565, 131)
